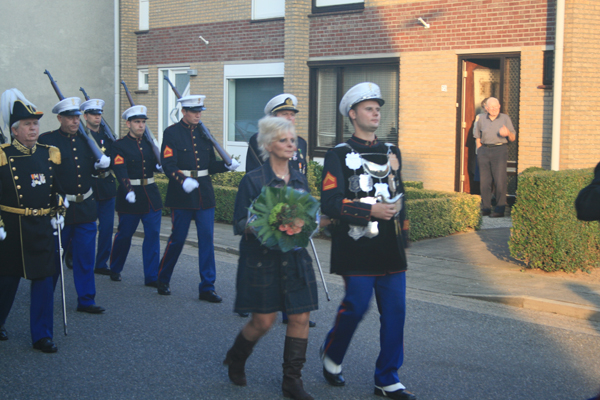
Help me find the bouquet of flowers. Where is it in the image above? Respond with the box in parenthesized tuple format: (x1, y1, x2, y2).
(247, 186, 320, 252)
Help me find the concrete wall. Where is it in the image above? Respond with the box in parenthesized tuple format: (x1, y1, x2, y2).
(0, 0, 115, 138)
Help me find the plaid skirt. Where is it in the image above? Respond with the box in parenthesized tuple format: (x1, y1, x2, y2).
(234, 238, 319, 315)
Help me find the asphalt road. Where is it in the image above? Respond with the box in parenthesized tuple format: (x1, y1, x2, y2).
(1, 237, 599, 400)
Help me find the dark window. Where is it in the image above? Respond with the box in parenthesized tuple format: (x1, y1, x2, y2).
(312, 0, 364, 14)
(308, 59, 399, 157)
(543, 50, 554, 86)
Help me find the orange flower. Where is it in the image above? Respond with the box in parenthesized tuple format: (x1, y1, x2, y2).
(293, 218, 305, 228)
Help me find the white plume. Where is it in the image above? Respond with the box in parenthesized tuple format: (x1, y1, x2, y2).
(1, 88, 37, 131)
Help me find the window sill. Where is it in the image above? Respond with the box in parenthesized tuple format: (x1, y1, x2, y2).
(250, 17, 284, 23)
(309, 8, 363, 17)
(135, 90, 149, 94)
(135, 30, 150, 35)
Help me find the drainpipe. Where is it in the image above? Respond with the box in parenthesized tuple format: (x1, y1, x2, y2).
(551, 0, 565, 171)
(114, 0, 120, 138)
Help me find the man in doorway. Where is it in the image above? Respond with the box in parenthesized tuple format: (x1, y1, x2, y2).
(473, 97, 516, 218)
(319, 82, 415, 400)
(157, 94, 239, 299)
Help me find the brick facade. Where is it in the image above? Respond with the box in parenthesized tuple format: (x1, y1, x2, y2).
(120, 0, 599, 192)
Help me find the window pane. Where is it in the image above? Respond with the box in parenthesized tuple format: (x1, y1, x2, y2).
(316, 0, 363, 6)
(228, 77, 283, 142)
(253, 0, 284, 19)
(342, 65, 398, 143)
(317, 68, 337, 148)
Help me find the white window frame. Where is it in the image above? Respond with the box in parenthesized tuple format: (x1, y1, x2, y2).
(315, 0, 363, 6)
(252, 0, 285, 20)
(139, 0, 149, 31)
(157, 67, 190, 146)
(223, 62, 284, 170)
(138, 68, 149, 91)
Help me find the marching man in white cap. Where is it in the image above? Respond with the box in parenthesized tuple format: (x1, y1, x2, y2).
(157, 94, 239, 299)
(245, 94, 308, 175)
(319, 82, 415, 399)
(80, 99, 117, 276)
(108, 105, 162, 286)
(38, 97, 108, 314)
(0, 89, 63, 352)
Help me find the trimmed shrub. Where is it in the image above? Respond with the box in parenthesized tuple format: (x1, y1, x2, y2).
(404, 181, 424, 189)
(211, 171, 245, 188)
(214, 186, 237, 223)
(509, 168, 600, 272)
(307, 161, 323, 198)
(407, 193, 481, 241)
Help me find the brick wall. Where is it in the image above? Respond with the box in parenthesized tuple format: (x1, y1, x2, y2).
(284, 0, 312, 144)
(137, 19, 285, 66)
(560, 0, 600, 170)
(398, 50, 458, 191)
(120, 0, 140, 136)
(149, 0, 251, 28)
(309, 0, 555, 57)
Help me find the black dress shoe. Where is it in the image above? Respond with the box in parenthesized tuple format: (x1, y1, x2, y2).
(77, 304, 106, 314)
(237, 312, 249, 317)
(145, 281, 158, 288)
(374, 387, 417, 400)
(490, 212, 505, 218)
(33, 337, 58, 353)
(94, 268, 111, 276)
(157, 282, 171, 295)
(320, 344, 345, 386)
(0, 325, 8, 341)
(110, 272, 121, 281)
(481, 209, 491, 216)
(199, 290, 222, 303)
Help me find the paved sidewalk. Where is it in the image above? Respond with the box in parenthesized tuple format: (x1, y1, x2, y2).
(127, 213, 600, 322)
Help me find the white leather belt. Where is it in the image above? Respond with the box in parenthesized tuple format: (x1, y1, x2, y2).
(181, 169, 208, 178)
(65, 188, 93, 203)
(130, 177, 155, 186)
(92, 171, 112, 179)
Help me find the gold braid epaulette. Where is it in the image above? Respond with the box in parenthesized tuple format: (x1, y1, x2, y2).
(38, 144, 61, 165)
(0, 143, 9, 167)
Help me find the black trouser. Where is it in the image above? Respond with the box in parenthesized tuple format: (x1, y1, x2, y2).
(477, 144, 508, 214)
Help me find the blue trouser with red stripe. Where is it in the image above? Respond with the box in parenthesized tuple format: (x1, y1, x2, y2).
(54, 222, 97, 308)
(95, 198, 115, 271)
(110, 210, 161, 285)
(0, 276, 54, 343)
(158, 208, 216, 293)
(322, 272, 406, 387)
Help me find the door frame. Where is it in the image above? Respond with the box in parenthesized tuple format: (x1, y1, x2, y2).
(455, 52, 521, 194)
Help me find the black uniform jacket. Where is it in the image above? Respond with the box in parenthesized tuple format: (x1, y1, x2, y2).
(321, 136, 408, 276)
(161, 120, 228, 210)
(39, 129, 97, 225)
(246, 133, 308, 176)
(111, 133, 162, 214)
(575, 161, 600, 221)
(89, 126, 116, 201)
(0, 141, 61, 279)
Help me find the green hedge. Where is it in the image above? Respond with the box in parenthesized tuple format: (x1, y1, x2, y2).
(509, 168, 600, 272)
(406, 193, 481, 241)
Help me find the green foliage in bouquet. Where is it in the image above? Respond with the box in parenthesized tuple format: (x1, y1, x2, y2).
(248, 186, 320, 252)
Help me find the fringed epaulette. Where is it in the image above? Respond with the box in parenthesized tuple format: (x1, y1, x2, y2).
(38, 144, 62, 165)
(0, 144, 9, 167)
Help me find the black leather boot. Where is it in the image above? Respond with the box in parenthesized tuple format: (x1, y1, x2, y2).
(282, 336, 314, 400)
(223, 331, 257, 386)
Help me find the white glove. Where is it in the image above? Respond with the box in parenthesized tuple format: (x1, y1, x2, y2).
(63, 198, 70, 209)
(182, 177, 199, 193)
(0, 227, 6, 241)
(51, 215, 65, 230)
(227, 159, 240, 171)
(156, 164, 163, 173)
(94, 155, 111, 170)
(126, 191, 136, 203)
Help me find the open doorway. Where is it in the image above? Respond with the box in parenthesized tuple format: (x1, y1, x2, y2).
(456, 54, 520, 202)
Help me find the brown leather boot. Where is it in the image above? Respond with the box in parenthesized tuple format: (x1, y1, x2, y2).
(281, 336, 314, 400)
(223, 331, 257, 386)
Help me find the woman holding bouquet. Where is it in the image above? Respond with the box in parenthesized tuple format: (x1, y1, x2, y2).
(224, 117, 318, 400)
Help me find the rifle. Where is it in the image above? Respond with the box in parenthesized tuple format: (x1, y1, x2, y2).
(79, 87, 116, 142)
(55, 194, 68, 336)
(120, 80, 162, 167)
(163, 75, 233, 166)
(43, 70, 105, 161)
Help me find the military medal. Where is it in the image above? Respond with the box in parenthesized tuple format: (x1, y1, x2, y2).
(348, 175, 360, 193)
(100, 140, 106, 153)
(345, 152, 361, 170)
(359, 174, 373, 192)
(374, 183, 390, 198)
